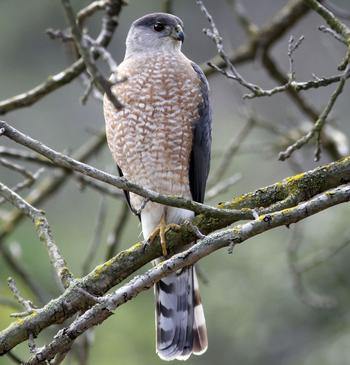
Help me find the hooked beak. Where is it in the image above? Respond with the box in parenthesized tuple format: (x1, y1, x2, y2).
(171, 24, 184, 43)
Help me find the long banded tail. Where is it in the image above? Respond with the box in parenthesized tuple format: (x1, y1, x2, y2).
(155, 266, 208, 361)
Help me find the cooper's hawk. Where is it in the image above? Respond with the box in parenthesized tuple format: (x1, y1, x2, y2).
(104, 13, 212, 361)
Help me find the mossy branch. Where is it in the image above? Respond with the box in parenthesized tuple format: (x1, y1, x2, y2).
(1, 155, 350, 355)
(22, 183, 350, 364)
(304, 0, 350, 43)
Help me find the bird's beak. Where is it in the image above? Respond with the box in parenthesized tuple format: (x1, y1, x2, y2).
(171, 24, 184, 43)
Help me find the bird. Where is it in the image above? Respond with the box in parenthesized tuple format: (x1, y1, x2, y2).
(103, 13, 212, 361)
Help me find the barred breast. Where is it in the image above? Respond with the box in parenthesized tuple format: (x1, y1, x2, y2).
(104, 51, 202, 211)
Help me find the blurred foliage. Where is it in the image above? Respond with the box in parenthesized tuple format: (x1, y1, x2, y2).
(1, 1, 350, 364)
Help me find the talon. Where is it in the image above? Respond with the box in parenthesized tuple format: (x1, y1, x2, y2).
(147, 228, 160, 245)
(164, 223, 181, 233)
(146, 218, 181, 257)
(142, 240, 150, 253)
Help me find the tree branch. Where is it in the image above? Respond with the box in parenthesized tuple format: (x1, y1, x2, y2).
(278, 66, 349, 161)
(304, 0, 350, 41)
(0, 0, 125, 115)
(1, 154, 350, 355)
(0, 120, 254, 220)
(0, 129, 106, 243)
(60, 0, 123, 110)
(24, 183, 350, 364)
(0, 181, 73, 288)
(201, 0, 312, 76)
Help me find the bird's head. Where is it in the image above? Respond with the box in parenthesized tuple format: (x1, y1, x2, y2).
(125, 13, 184, 56)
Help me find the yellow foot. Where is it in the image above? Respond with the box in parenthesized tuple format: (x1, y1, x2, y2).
(147, 217, 181, 257)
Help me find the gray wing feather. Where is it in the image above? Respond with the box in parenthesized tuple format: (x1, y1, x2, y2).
(189, 63, 212, 204)
(116, 165, 140, 219)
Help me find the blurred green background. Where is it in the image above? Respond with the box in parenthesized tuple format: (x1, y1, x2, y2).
(1, 1, 350, 364)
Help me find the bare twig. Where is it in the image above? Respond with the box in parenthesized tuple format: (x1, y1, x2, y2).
(46, 28, 73, 42)
(76, 174, 123, 199)
(230, 0, 258, 38)
(209, 118, 254, 187)
(197, 0, 262, 95)
(0, 0, 125, 115)
(206, 173, 242, 200)
(200, 0, 348, 103)
(261, 51, 319, 120)
(82, 197, 107, 275)
(7, 277, 36, 317)
(0, 146, 53, 166)
(77, 0, 107, 27)
(0, 59, 85, 115)
(184, 221, 206, 240)
(287, 34, 305, 81)
(0, 158, 44, 205)
(0, 129, 105, 244)
(279, 66, 349, 161)
(84, 35, 119, 75)
(202, 0, 313, 77)
(287, 227, 337, 309)
(298, 237, 350, 273)
(260, 52, 349, 161)
(105, 201, 130, 259)
(0, 244, 49, 304)
(81, 77, 96, 105)
(61, 0, 123, 110)
(0, 158, 35, 180)
(28, 333, 37, 354)
(0, 182, 73, 288)
(319, 25, 347, 44)
(79, 34, 122, 104)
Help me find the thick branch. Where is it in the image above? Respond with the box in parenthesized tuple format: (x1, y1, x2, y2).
(1, 155, 350, 354)
(25, 183, 350, 364)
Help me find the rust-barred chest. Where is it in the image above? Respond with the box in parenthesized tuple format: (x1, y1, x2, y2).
(104, 52, 203, 208)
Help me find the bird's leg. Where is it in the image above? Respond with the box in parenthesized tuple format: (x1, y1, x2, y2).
(147, 216, 181, 257)
(159, 215, 168, 257)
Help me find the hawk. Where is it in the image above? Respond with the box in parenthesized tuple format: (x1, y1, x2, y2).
(104, 13, 212, 361)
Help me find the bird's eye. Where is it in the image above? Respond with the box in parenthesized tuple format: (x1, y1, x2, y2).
(154, 22, 165, 32)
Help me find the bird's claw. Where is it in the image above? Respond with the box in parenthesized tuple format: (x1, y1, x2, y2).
(142, 240, 150, 253)
(147, 219, 181, 257)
